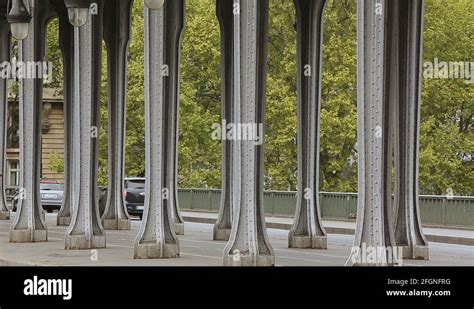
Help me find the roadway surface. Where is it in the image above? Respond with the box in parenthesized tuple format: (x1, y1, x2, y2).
(0, 213, 472, 266)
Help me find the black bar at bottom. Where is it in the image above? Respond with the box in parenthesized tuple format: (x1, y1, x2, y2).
(0, 267, 472, 306)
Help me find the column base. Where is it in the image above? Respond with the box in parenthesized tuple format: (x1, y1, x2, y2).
(65, 235, 106, 250)
(213, 227, 231, 241)
(0, 211, 10, 220)
(57, 216, 71, 226)
(10, 229, 47, 243)
(224, 253, 275, 267)
(103, 218, 131, 230)
(134, 242, 180, 259)
(174, 223, 184, 235)
(401, 245, 429, 260)
(288, 235, 327, 249)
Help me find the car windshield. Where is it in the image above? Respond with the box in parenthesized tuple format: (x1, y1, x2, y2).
(40, 184, 63, 191)
(126, 180, 145, 189)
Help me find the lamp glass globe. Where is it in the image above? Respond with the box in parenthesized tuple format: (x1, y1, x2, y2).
(67, 7, 89, 27)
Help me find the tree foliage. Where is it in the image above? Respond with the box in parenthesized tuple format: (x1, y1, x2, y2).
(42, 0, 472, 195)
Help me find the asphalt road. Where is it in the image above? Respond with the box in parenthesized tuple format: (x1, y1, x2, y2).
(0, 213, 472, 266)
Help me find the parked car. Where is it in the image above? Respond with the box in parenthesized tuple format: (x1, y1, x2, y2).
(124, 178, 145, 219)
(98, 178, 146, 220)
(11, 181, 64, 213)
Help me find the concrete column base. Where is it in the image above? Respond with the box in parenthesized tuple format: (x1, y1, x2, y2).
(213, 228, 231, 241)
(289, 235, 327, 249)
(224, 253, 275, 267)
(103, 218, 131, 230)
(174, 223, 184, 235)
(65, 235, 106, 250)
(57, 216, 71, 226)
(401, 245, 429, 260)
(0, 211, 10, 220)
(10, 229, 47, 243)
(134, 243, 179, 259)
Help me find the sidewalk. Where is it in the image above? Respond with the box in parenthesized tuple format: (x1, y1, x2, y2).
(181, 211, 474, 246)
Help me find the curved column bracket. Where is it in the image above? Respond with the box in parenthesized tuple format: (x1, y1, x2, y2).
(213, 0, 234, 241)
(391, 0, 429, 260)
(165, 0, 186, 236)
(289, 0, 328, 250)
(223, 0, 274, 266)
(101, 0, 133, 230)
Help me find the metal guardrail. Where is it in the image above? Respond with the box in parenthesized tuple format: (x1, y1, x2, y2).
(178, 189, 474, 230)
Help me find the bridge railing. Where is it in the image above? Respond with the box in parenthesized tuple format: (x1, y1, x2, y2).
(178, 189, 474, 230)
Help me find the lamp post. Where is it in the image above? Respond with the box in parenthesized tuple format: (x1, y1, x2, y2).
(6, 0, 31, 40)
(64, 0, 90, 27)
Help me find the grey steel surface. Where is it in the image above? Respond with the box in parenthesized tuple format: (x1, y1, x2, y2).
(165, 0, 186, 236)
(55, 0, 74, 226)
(349, 0, 396, 265)
(65, 0, 105, 250)
(223, 0, 274, 266)
(9, 0, 48, 243)
(289, 0, 328, 250)
(134, 3, 180, 259)
(101, 0, 133, 230)
(213, 0, 234, 241)
(389, 0, 429, 260)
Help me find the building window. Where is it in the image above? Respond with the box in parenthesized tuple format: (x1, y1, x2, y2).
(7, 161, 19, 187)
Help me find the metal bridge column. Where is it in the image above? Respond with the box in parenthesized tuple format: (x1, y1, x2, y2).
(289, 0, 328, 249)
(134, 1, 183, 259)
(347, 0, 396, 265)
(223, 0, 274, 266)
(390, 0, 429, 260)
(65, 0, 106, 249)
(165, 0, 186, 236)
(10, 0, 48, 243)
(0, 14, 10, 221)
(56, 5, 74, 227)
(101, 0, 133, 231)
(214, 0, 234, 241)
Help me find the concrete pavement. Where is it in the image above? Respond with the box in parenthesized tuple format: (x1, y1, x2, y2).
(0, 212, 472, 266)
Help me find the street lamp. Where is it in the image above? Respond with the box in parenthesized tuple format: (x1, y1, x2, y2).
(7, 0, 32, 40)
(64, 0, 91, 27)
(144, 0, 165, 10)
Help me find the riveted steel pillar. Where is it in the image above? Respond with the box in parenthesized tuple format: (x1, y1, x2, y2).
(0, 15, 10, 221)
(165, 0, 186, 236)
(56, 8, 74, 227)
(65, 1, 106, 250)
(347, 0, 396, 266)
(101, 0, 133, 231)
(289, 0, 328, 250)
(213, 0, 234, 241)
(223, 0, 274, 266)
(134, 2, 180, 259)
(10, 0, 48, 243)
(390, 0, 429, 260)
